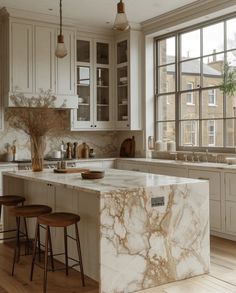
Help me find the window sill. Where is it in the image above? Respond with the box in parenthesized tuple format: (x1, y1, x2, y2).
(186, 103, 195, 106)
(208, 104, 217, 107)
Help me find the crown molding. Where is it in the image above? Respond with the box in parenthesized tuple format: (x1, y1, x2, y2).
(0, 7, 116, 35)
(142, 0, 236, 35)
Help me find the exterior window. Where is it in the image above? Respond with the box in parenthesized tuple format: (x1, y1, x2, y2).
(155, 15, 236, 150)
(208, 120, 215, 146)
(186, 83, 194, 104)
(208, 88, 216, 105)
(183, 121, 197, 146)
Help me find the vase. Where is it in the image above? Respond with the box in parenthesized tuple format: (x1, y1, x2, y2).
(30, 136, 45, 172)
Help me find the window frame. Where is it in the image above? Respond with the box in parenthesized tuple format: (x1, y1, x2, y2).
(155, 13, 236, 153)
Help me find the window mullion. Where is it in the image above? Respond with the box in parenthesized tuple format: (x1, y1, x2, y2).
(199, 27, 203, 148)
(176, 34, 180, 150)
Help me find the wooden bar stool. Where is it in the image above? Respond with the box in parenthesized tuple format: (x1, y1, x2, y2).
(31, 212, 85, 293)
(0, 195, 26, 241)
(10, 204, 52, 276)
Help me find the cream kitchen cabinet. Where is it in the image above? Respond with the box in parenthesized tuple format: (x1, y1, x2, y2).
(71, 37, 114, 130)
(0, 11, 77, 109)
(188, 169, 221, 232)
(149, 165, 188, 177)
(115, 30, 142, 130)
(225, 173, 236, 235)
(11, 22, 33, 94)
(35, 25, 55, 93)
(116, 161, 149, 172)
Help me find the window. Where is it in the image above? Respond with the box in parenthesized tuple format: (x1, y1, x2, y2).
(155, 15, 236, 151)
(208, 88, 216, 105)
(182, 121, 197, 146)
(208, 120, 215, 146)
(186, 83, 194, 104)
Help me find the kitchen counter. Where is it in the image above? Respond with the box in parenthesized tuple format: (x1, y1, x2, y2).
(3, 169, 209, 293)
(117, 157, 236, 170)
(3, 168, 203, 195)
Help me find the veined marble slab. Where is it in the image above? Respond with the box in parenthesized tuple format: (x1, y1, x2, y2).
(100, 181, 209, 293)
(3, 168, 204, 194)
(3, 169, 209, 293)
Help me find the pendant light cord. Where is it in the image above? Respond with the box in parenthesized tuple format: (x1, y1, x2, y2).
(59, 0, 62, 36)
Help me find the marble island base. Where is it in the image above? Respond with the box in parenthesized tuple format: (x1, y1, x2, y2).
(3, 169, 210, 293)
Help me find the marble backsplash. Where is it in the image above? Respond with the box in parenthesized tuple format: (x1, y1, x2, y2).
(0, 121, 145, 161)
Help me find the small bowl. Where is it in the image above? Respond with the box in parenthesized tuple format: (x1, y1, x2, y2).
(78, 97, 84, 104)
(81, 170, 104, 179)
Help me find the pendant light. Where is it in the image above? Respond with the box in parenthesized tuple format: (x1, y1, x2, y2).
(113, 0, 130, 31)
(55, 0, 67, 58)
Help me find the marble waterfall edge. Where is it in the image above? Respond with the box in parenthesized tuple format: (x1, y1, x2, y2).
(100, 182, 210, 293)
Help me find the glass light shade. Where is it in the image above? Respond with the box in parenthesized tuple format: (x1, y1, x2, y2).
(55, 35, 67, 58)
(113, 12, 129, 31)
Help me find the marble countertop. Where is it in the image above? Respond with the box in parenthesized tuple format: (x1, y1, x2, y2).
(3, 168, 204, 195)
(117, 157, 236, 170)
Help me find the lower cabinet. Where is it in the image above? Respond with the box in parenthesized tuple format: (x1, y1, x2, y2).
(116, 161, 149, 172)
(225, 201, 236, 235)
(225, 173, 236, 235)
(188, 169, 221, 232)
(149, 165, 188, 177)
(0, 165, 18, 195)
(209, 200, 222, 231)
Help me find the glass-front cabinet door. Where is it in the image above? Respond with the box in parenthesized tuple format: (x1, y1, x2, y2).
(94, 41, 112, 129)
(116, 39, 129, 128)
(71, 38, 113, 130)
(74, 39, 93, 129)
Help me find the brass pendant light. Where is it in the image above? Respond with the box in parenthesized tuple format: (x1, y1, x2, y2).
(55, 0, 67, 58)
(113, 0, 130, 31)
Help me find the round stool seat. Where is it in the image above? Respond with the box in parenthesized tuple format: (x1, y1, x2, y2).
(38, 212, 80, 227)
(11, 205, 52, 218)
(0, 195, 25, 206)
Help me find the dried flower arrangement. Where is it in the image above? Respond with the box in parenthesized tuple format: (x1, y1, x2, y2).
(5, 90, 69, 171)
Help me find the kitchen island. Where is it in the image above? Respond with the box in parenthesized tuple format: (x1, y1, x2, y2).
(2, 169, 209, 293)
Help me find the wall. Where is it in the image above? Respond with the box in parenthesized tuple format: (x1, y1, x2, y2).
(0, 121, 120, 160)
(0, 119, 144, 160)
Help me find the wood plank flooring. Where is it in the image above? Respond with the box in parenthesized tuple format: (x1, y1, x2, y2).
(0, 236, 236, 292)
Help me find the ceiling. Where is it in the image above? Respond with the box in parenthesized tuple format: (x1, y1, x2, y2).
(0, 0, 199, 28)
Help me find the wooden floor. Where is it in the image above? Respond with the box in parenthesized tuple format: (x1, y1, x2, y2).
(0, 236, 236, 292)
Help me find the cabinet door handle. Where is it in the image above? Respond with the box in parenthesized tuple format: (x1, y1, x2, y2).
(90, 125, 93, 127)
(126, 124, 129, 127)
(198, 177, 209, 180)
(94, 125, 97, 127)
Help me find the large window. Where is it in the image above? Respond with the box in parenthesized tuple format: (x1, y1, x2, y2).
(155, 16, 236, 151)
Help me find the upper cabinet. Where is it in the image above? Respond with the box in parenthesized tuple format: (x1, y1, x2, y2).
(115, 30, 142, 130)
(0, 11, 77, 108)
(71, 37, 114, 130)
(35, 25, 55, 93)
(11, 22, 33, 94)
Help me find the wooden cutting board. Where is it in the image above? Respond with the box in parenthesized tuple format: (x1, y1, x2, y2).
(120, 136, 135, 158)
(54, 168, 89, 173)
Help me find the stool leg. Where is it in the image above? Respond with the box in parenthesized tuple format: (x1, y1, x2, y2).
(64, 227, 69, 276)
(12, 216, 20, 276)
(75, 223, 85, 286)
(37, 224, 41, 262)
(30, 222, 39, 281)
(48, 228, 54, 272)
(43, 226, 49, 293)
(0, 205, 2, 227)
(23, 217, 30, 255)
